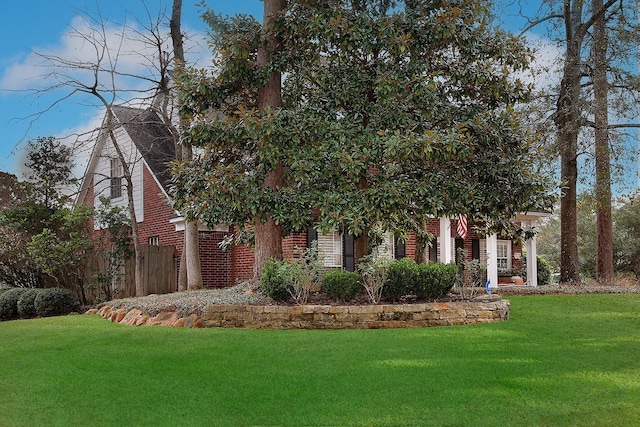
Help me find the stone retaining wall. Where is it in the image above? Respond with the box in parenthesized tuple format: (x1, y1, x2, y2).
(92, 295, 509, 329)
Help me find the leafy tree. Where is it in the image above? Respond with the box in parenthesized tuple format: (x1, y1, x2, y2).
(23, 136, 76, 211)
(0, 139, 77, 288)
(173, 0, 553, 273)
(612, 196, 640, 277)
(27, 206, 95, 304)
(514, 0, 639, 283)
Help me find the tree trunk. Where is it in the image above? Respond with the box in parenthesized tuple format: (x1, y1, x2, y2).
(253, 0, 286, 279)
(592, 0, 613, 283)
(171, 0, 203, 290)
(555, 1, 585, 284)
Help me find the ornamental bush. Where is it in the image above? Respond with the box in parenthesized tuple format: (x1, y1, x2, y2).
(415, 263, 459, 299)
(522, 255, 552, 286)
(321, 270, 362, 301)
(536, 256, 552, 286)
(0, 288, 28, 320)
(34, 288, 79, 317)
(261, 259, 292, 302)
(384, 258, 419, 301)
(17, 288, 42, 318)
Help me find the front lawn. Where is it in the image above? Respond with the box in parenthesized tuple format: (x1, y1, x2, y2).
(1, 294, 639, 426)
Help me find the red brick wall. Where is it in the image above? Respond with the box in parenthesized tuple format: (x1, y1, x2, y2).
(283, 233, 307, 258)
(138, 167, 177, 247)
(231, 243, 254, 283)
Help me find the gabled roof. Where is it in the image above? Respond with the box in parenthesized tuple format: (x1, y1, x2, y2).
(112, 106, 176, 193)
(75, 105, 177, 207)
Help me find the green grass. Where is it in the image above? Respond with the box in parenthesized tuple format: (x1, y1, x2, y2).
(1, 295, 639, 426)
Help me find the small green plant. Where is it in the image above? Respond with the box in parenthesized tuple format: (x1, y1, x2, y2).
(17, 288, 42, 318)
(286, 243, 323, 305)
(417, 262, 459, 299)
(321, 270, 362, 301)
(261, 243, 323, 305)
(358, 256, 391, 304)
(384, 258, 419, 301)
(521, 255, 552, 286)
(0, 288, 28, 320)
(34, 288, 79, 317)
(261, 260, 292, 302)
(454, 247, 487, 300)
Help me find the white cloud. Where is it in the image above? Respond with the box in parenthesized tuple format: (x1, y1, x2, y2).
(0, 15, 210, 94)
(519, 32, 563, 91)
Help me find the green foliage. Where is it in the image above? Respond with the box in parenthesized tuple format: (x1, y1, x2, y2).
(358, 255, 391, 304)
(384, 258, 419, 301)
(27, 206, 94, 304)
(24, 136, 77, 210)
(17, 288, 42, 318)
(321, 270, 362, 301)
(260, 244, 323, 304)
(0, 139, 78, 289)
(455, 247, 487, 300)
(384, 259, 459, 301)
(286, 243, 323, 305)
(261, 260, 292, 302)
(613, 197, 640, 276)
(0, 288, 27, 320)
(34, 288, 79, 317)
(416, 263, 459, 299)
(536, 256, 552, 286)
(173, 0, 554, 245)
(92, 197, 133, 301)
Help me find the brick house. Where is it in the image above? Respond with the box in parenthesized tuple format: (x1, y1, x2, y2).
(76, 106, 549, 294)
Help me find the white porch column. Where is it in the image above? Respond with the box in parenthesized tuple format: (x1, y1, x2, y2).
(525, 221, 538, 287)
(439, 216, 452, 264)
(486, 233, 499, 289)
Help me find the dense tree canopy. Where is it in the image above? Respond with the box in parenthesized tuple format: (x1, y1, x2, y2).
(172, 0, 554, 257)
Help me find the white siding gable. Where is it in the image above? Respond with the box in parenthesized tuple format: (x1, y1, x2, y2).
(92, 125, 144, 229)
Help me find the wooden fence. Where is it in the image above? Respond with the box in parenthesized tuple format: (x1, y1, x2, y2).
(84, 245, 176, 303)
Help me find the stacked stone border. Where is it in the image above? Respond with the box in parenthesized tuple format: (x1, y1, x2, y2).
(89, 295, 509, 329)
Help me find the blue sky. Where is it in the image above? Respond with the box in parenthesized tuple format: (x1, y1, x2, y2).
(0, 1, 637, 195)
(0, 0, 264, 177)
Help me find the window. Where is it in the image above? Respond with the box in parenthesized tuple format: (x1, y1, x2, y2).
(479, 239, 511, 273)
(496, 241, 511, 273)
(148, 236, 159, 246)
(317, 231, 342, 268)
(372, 232, 394, 260)
(110, 158, 123, 199)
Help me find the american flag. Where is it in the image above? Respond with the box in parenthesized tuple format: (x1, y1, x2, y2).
(457, 214, 467, 239)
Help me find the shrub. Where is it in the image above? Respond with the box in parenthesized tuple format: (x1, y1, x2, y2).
(17, 288, 42, 318)
(536, 256, 552, 286)
(261, 245, 323, 305)
(34, 288, 79, 317)
(287, 244, 323, 305)
(358, 256, 391, 304)
(384, 258, 419, 301)
(261, 259, 292, 302)
(321, 270, 362, 301)
(415, 263, 459, 299)
(522, 255, 552, 286)
(0, 288, 28, 320)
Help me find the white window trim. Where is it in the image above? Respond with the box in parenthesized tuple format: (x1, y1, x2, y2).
(318, 231, 343, 268)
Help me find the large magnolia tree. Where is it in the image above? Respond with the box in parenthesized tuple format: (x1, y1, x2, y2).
(172, 0, 554, 273)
